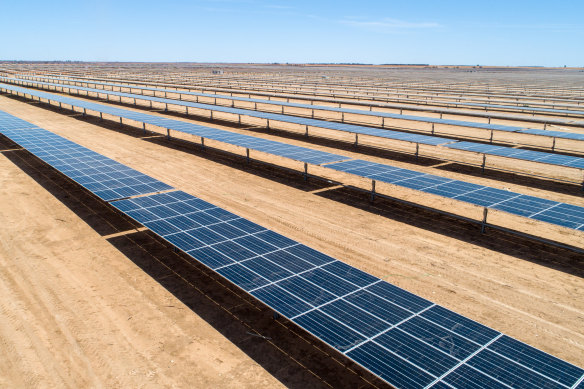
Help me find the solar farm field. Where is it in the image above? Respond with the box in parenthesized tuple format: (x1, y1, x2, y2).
(0, 63, 583, 389)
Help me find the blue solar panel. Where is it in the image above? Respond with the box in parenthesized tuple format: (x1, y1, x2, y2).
(326, 158, 584, 231)
(0, 110, 41, 131)
(107, 188, 584, 387)
(3, 84, 584, 232)
(0, 121, 173, 201)
(6, 101, 581, 386)
(4, 76, 527, 134)
(0, 82, 349, 166)
(460, 101, 584, 117)
(520, 128, 584, 141)
(4, 81, 584, 174)
(448, 141, 584, 168)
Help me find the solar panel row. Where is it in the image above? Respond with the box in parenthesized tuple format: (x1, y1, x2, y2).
(2, 109, 583, 389)
(459, 101, 584, 117)
(446, 141, 584, 169)
(3, 83, 584, 232)
(111, 190, 584, 389)
(0, 83, 348, 166)
(21, 75, 584, 120)
(0, 109, 42, 131)
(0, 121, 172, 201)
(327, 159, 584, 230)
(14, 76, 525, 131)
(7, 77, 584, 156)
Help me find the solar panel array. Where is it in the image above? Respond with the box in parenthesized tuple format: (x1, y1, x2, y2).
(326, 159, 584, 230)
(521, 128, 584, 141)
(112, 189, 584, 389)
(15, 75, 584, 130)
(3, 76, 527, 133)
(2, 110, 584, 389)
(6, 78, 584, 162)
(23, 75, 584, 129)
(0, 116, 172, 201)
(112, 190, 584, 389)
(0, 83, 348, 166)
(447, 142, 584, 169)
(3, 83, 584, 233)
(459, 101, 584, 117)
(0, 109, 42, 131)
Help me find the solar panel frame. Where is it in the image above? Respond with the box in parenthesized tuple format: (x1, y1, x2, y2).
(109, 191, 584, 389)
(4, 81, 584, 174)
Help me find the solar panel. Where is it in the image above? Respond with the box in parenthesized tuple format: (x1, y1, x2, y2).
(520, 128, 584, 141)
(459, 101, 584, 117)
(0, 109, 41, 131)
(2, 105, 583, 388)
(6, 78, 584, 166)
(111, 190, 584, 389)
(447, 141, 584, 169)
(0, 83, 348, 166)
(2, 84, 584, 232)
(0, 115, 173, 201)
(326, 159, 584, 230)
(23, 75, 584, 129)
(1, 76, 542, 133)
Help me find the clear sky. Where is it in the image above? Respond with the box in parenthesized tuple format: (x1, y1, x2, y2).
(1, 0, 582, 66)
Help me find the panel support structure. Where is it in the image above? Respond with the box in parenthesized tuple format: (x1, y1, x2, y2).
(481, 208, 489, 233)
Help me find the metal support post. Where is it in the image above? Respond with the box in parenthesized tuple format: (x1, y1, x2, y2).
(481, 154, 487, 173)
(481, 208, 488, 233)
(354, 133, 359, 148)
(488, 117, 491, 124)
(303, 163, 308, 181)
(489, 130, 494, 144)
(415, 143, 419, 161)
(166, 129, 171, 140)
(165, 103, 168, 112)
(238, 114, 241, 125)
(551, 137, 556, 152)
(431, 123, 435, 135)
(267, 119, 270, 129)
(119, 117, 123, 126)
(341, 112, 345, 123)
(246, 148, 250, 163)
(201, 137, 205, 149)
(371, 180, 376, 202)
(142, 122, 146, 135)
(305, 125, 309, 137)
(83, 108, 86, 117)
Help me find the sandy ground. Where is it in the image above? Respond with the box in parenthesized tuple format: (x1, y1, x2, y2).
(1, 92, 584, 388)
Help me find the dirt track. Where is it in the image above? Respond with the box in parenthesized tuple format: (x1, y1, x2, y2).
(1, 88, 583, 388)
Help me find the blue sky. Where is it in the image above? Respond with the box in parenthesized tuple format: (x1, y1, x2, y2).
(1, 0, 583, 66)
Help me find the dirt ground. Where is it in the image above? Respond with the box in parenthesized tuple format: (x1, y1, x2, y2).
(1, 90, 583, 389)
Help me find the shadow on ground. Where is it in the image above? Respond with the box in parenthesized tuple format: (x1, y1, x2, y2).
(0, 134, 388, 389)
